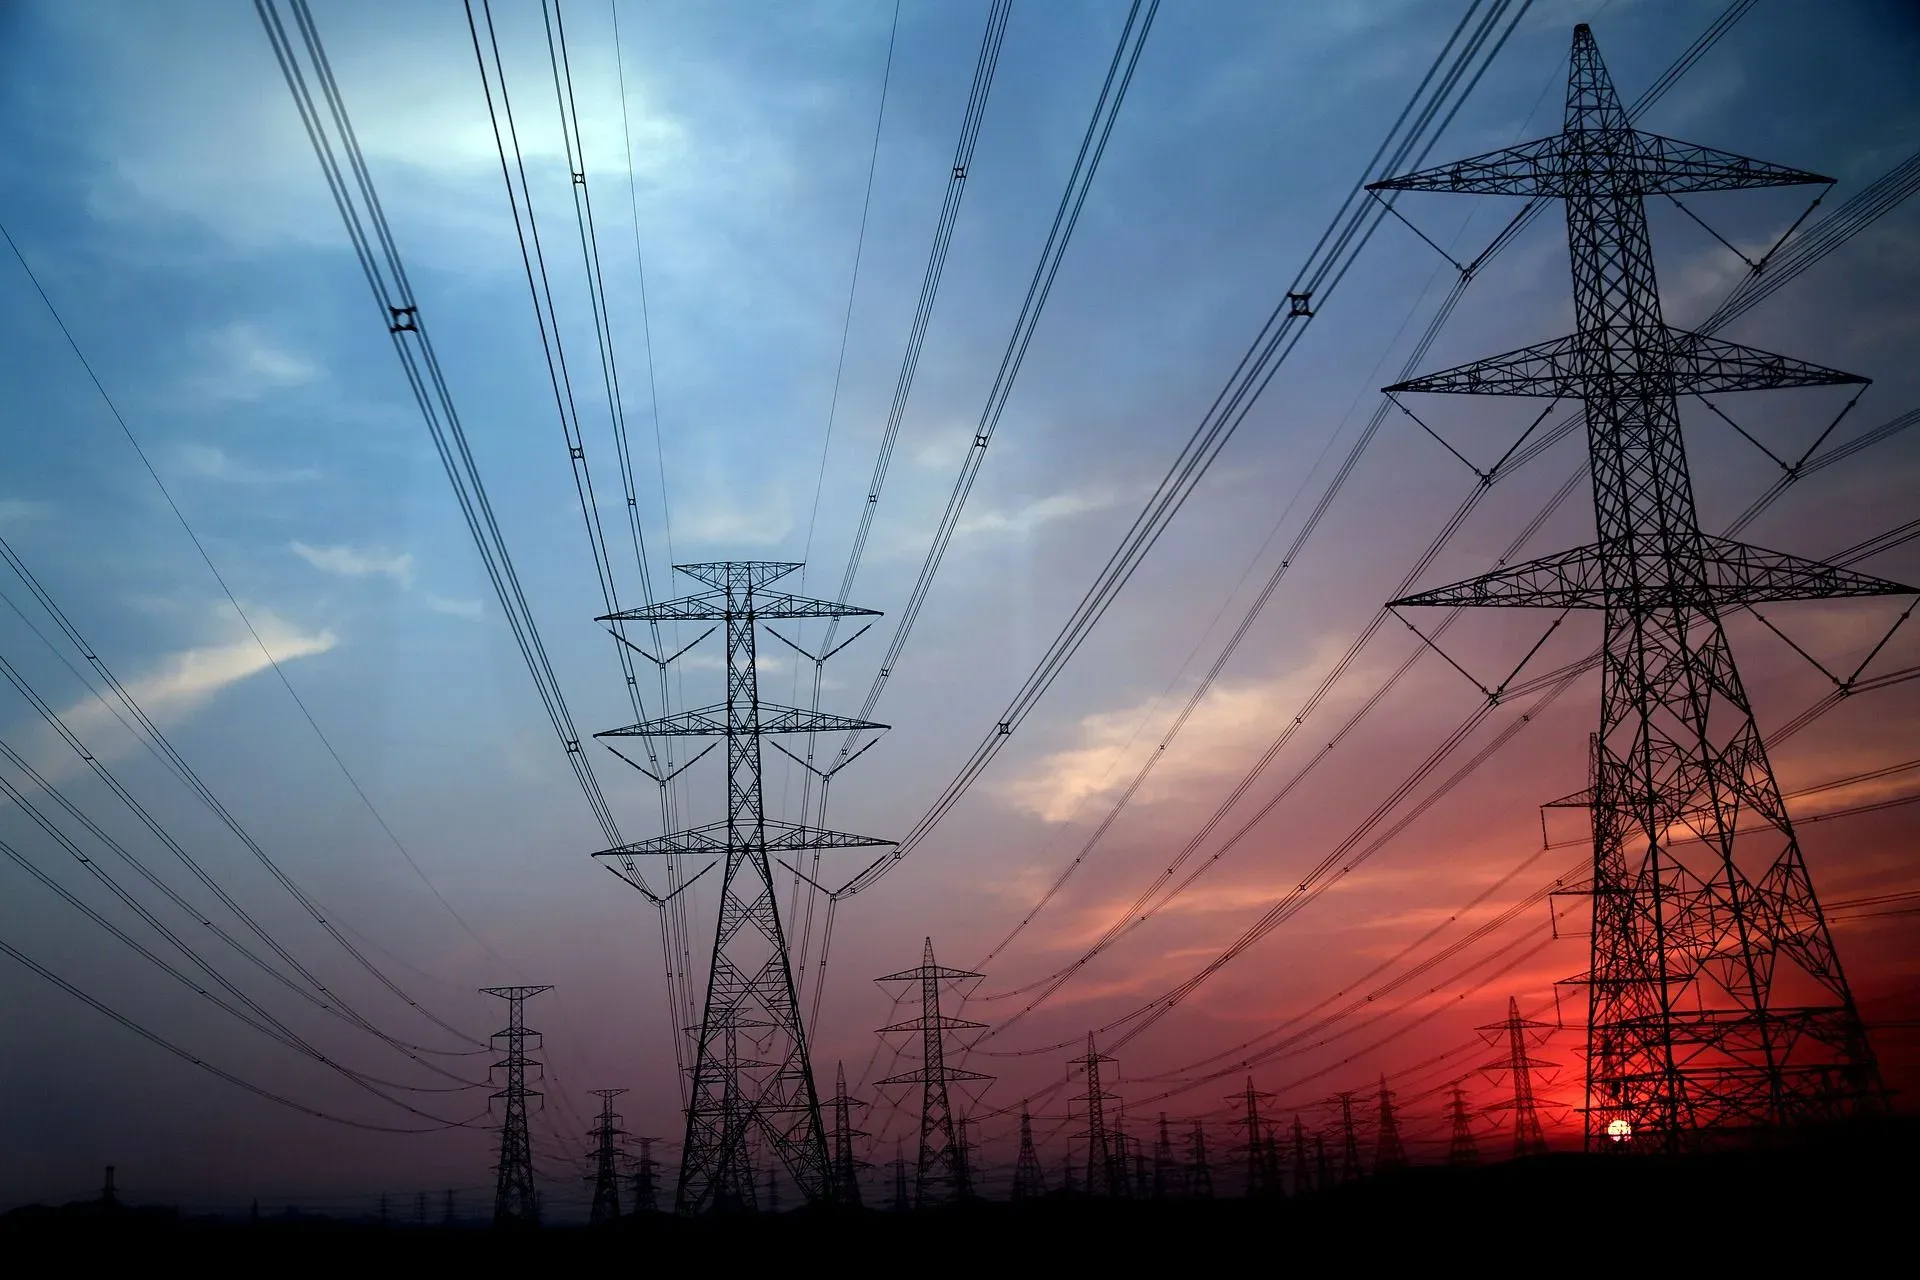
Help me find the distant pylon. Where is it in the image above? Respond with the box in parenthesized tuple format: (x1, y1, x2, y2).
(876, 938, 991, 1207)
(1261, 1127, 1285, 1195)
(587, 1088, 627, 1225)
(1061, 1145, 1077, 1195)
(1480, 996, 1554, 1157)
(481, 984, 552, 1229)
(826, 1062, 866, 1208)
(1013, 1105, 1048, 1201)
(891, 1139, 909, 1212)
(1188, 1122, 1214, 1199)
(1313, 1133, 1333, 1190)
(1373, 1076, 1407, 1172)
(631, 1137, 659, 1213)
(1373, 22, 1900, 1150)
(1072, 1035, 1126, 1197)
(1152, 1114, 1177, 1199)
(1334, 1091, 1363, 1182)
(1291, 1116, 1312, 1196)
(1231, 1078, 1279, 1198)
(1449, 1086, 1480, 1167)
(593, 562, 893, 1211)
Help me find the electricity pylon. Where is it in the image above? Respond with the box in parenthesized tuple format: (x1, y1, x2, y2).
(1449, 1086, 1480, 1167)
(1373, 1075, 1407, 1172)
(593, 562, 892, 1210)
(1013, 1105, 1048, 1201)
(890, 1140, 909, 1212)
(1188, 1122, 1214, 1199)
(1291, 1116, 1312, 1195)
(1480, 996, 1555, 1157)
(1072, 1035, 1126, 1197)
(826, 1062, 867, 1208)
(481, 985, 551, 1229)
(1373, 24, 1903, 1151)
(1333, 1092, 1363, 1183)
(1231, 1078, 1279, 1198)
(876, 938, 991, 1207)
(587, 1088, 627, 1225)
(1313, 1133, 1333, 1191)
(1152, 1113, 1178, 1199)
(631, 1137, 659, 1213)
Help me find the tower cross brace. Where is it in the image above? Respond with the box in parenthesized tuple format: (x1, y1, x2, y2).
(1373, 23, 1906, 1150)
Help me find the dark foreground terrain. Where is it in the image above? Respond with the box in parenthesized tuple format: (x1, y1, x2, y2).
(7, 1119, 1912, 1263)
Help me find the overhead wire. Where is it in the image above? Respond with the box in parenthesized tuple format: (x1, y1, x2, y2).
(0, 231, 490, 1052)
(964, 96, 1920, 1039)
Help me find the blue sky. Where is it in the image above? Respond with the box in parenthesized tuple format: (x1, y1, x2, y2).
(0, 0, 1916, 1214)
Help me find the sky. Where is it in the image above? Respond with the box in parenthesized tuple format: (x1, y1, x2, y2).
(0, 0, 1916, 1218)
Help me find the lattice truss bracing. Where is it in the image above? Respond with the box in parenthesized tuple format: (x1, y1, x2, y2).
(876, 939, 991, 1208)
(593, 562, 893, 1212)
(1373, 26, 1911, 1148)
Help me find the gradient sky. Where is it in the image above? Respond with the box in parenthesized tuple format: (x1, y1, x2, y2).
(0, 0, 1916, 1217)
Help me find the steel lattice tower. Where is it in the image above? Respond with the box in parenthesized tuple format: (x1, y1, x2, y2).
(1291, 1116, 1312, 1195)
(1231, 1078, 1279, 1198)
(876, 938, 990, 1207)
(1449, 1086, 1480, 1167)
(891, 1140, 909, 1212)
(826, 1061, 867, 1208)
(1073, 1035, 1126, 1197)
(1334, 1092, 1363, 1183)
(630, 1137, 659, 1213)
(1373, 24, 1904, 1150)
(594, 562, 892, 1210)
(482, 985, 551, 1229)
(1480, 997, 1554, 1157)
(587, 1089, 627, 1225)
(1188, 1122, 1214, 1199)
(1373, 1075, 1407, 1172)
(1013, 1105, 1048, 1200)
(1152, 1113, 1177, 1199)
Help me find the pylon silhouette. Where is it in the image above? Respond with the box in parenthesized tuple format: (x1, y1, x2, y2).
(482, 985, 551, 1229)
(587, 1088, 627, 1225)
(1291, 1116, 1312, 1195)
(1072, 1035, 1126, 1197)
(594, 563, 891, 1209)
(1013, 1104, 1048, 1200)
(826, 1061, 867, 1208)
(1374, 23, 1900, 1151)
(1480, 996, 1555, 1157)
(1449, 1086, 1480, 1167)
(631, 1137, 660, 1213)
(1188, 1122, 1214, 1199)
(1152, 1113, 1178, 1199)
(876, 938, 991, 1207)
(1373, 1075, 1407, 1172)
(1231, 1077, 1279, 1198)
(1333, 1091, 1363, 1183)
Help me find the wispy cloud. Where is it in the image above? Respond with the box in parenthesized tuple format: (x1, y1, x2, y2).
(424, 594, 484, 622)
(291, 541, 415, 587)
(955, 488, 1121, 540)
(188, 323, 320, 403)
(0, 498, 52, 524)
(10, 608, 337, 790)
(177, 443, 320, 485)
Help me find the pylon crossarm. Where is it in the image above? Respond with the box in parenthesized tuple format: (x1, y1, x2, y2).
(597, 702, 887, 738)
(877, 1066, 995, 1085)
(1366, 135, 1566, 196)
(1393, 544, 1606, 609)
(1387, 329, 1863, 400)
(1367, 132, 1830, 199)
(878, 1013, 989, 1034)
(1627, 132, 1832, 193)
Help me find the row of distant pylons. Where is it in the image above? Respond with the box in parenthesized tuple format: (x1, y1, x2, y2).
(482, 19, 1897, 1226)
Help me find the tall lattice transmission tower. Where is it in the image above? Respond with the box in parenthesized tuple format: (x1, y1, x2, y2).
(593, 562, 891, 1210)
(631, 1137, 660, 1213)
(1188, 1122, 1214, 1199)
(825, 1061, 867, 1208)
(876, 938, 991, 1207)
(1231, 1078, 1279, 1198)
(1290, 1116, 1312, 1195)
(1373, 24, 1904, 1150)
(1072, 1035, 1126, 1197)
(1333, 1091, 1363, 1183)
(482, 985, 551, 1229)
(587, 1088, 627, 1225)
(1449, 1086, 1480, 1167)
(1480, 996, 1555, 1157)
(1373, 1075, 1407, 1172)
(1013, 1104, 1048, 1201)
